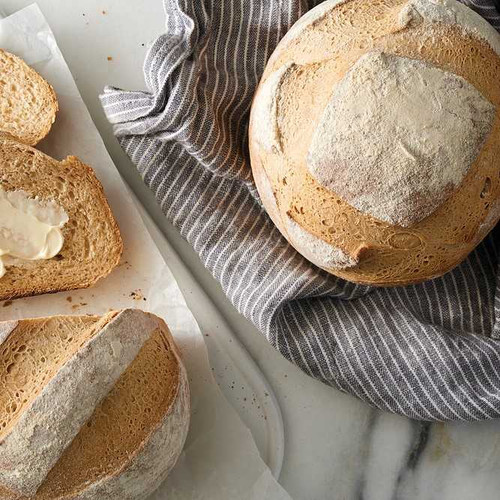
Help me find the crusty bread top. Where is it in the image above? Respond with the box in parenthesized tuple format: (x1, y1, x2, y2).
(0, 49, 58, 145)
(0, 310, 188, 500)
(307, 51, 495, 227)
(249, 0, 500, 285)
(0, 136, 123, 300)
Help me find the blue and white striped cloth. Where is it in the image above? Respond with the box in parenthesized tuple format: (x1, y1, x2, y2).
(102, 0, 500, 422)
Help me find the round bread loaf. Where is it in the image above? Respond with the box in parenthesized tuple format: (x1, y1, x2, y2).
(0, 309, 190, 499)
(249, 0, 500, 286)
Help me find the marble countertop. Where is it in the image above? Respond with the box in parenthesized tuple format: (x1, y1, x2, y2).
(3, 1, 500, 498)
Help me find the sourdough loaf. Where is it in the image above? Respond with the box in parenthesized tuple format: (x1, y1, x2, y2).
(0, 135, 122, 300)
(249, 0, 500, 286)
(0, 49, 58, 145)
(0, 309, 190, 499)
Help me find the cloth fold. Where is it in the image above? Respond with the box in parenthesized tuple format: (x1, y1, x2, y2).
(102, 0, 500, 421)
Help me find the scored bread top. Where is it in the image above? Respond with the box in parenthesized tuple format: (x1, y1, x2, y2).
(307, 50, 495, 227)
(0, 49, 58, 146)
(0, 136, 123, 300)
(0, 310, 190, 500)
(249, 0, 500, 285)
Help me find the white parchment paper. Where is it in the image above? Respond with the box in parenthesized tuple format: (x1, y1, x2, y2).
(0, 5, 291, 499)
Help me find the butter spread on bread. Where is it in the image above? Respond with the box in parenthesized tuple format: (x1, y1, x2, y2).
(0, 188, 68, 278)
(0, 136, 123, 300)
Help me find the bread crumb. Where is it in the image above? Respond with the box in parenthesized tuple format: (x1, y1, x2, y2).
(130, 290, 145, 301)
(107, 56, 113, 61)
(71, 302, 87, 310)
(66, 296, 73, 303)
(2, 300, 13, 308)
(102, 10, 107, 14)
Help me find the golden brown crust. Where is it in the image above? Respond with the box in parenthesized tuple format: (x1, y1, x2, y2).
(0, 137, 123, 300)
(249, 0, 500, 286)
(251, 143, 284, 231)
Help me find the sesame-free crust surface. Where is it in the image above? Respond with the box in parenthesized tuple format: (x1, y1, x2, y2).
(249, 0, 500, 286)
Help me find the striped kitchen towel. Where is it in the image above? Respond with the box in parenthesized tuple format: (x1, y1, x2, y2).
(102, 0, 500, 422)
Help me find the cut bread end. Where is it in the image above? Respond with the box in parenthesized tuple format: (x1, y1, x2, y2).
(0, 49, 58, 146)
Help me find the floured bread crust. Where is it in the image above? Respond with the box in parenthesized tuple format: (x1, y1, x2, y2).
(285, 216, 359, 270)
(251, 63, 296, 154)
(0, 311, 147, 497)
(0, 310, 190, 499)
(307, 51, 495, 227)
(249, 0, 500, 286)
(399, 0, 500, 56)
(0, 322, 17, 346)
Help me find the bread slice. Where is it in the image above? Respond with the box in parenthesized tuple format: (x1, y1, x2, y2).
(0, 49, 58, 145)
(0, 135, 123, 300)
(0, 309, 190, 499)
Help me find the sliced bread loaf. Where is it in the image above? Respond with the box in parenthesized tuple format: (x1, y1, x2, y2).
(0, 49, 58, 145)
(0, 135, 123, 300)
(0, 309, 190, 499)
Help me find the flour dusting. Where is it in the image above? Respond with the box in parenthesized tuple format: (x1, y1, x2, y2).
(252, 63, 295, 154)
(0, 321, 17, 345)
(257, 166, 280, 214)
(307, 51, 495, 227)
(285, 216, 357, 269)
(280, 0, 349, 44)
(400, 0, 500, 56)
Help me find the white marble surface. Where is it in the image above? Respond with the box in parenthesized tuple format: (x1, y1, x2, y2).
(3, 1, 500, 499)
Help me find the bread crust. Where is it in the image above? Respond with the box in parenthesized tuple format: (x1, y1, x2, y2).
(0, 311, 152, 497)
(71, 357, 190, 500)
(0, 310, 190, 499)
(0, 321, 17, 346)
(249, 0, 500, 286)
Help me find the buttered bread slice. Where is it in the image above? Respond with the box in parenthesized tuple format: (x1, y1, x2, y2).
(0, 136, 122, 300)
(0, 49, 58, 145)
